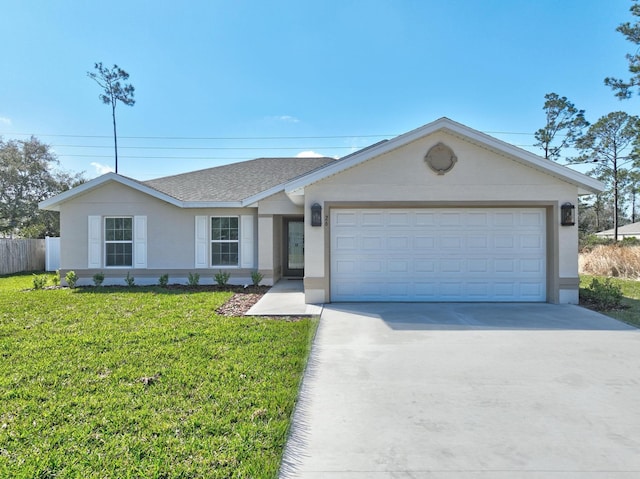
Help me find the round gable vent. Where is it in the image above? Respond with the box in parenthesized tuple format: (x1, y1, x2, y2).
(424, 143, 457, 175)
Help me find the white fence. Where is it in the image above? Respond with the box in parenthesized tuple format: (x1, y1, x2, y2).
(45, 236, 61, 271)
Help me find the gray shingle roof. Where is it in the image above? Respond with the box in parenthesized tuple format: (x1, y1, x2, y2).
(595, 222, 640, 236)
(142, 157, 336, 202)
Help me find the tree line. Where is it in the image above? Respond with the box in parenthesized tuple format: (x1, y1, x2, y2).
(537, 1, 640, 241)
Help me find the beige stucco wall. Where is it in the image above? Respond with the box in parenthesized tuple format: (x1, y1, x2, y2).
(257, 191, 304, 216)
(58, 181, 263, 285)
(303, 130, 580, 304)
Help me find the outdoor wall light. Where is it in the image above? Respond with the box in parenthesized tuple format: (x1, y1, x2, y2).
(561, 202, 575, 226)
(311, 203, 322, 227)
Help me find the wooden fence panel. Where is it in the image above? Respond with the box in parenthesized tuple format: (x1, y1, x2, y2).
(0, 239, 45, 275)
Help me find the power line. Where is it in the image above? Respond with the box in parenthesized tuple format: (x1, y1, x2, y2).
(1, 132, 395, 140)
(53, 144, 355, 150)
(66, 154, 271, 160)
(1, 130, 537, 140)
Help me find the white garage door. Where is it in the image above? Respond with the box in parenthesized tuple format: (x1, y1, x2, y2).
(331, 208, 546, 302)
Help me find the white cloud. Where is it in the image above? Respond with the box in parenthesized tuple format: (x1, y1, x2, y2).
(296, 150, 325, 158)
(269, 115, 300, 123)
(0, 117, 12, 126)
(91, 162, 115, 175)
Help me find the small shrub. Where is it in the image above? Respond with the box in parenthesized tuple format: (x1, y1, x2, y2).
(92, 272, 105, 287)
(52, 270, 60, 286)
(158, 274, 169, 288)
(188, 272, 200, 286)
(214, 270, 231, 286)
(65, 270, 78, 289)
(32, 274, 47, 290)
(124, 272, 135, 287)
(580, 277, 623, 310)
(251, 270, 263, 286)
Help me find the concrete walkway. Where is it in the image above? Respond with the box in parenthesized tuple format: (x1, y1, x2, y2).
(246, 279, 323, 316)
(280, 303, 640, 478)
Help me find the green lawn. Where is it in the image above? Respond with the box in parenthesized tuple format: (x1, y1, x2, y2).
(0, 273, 317, 478)
(580, 274, 640, 328)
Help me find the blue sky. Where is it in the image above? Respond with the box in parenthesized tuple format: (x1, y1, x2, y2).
(0, 0, 637, 180)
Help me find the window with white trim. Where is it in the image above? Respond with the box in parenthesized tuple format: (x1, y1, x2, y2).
(105, 217, 133, 267)
(211, 216, 239, 266)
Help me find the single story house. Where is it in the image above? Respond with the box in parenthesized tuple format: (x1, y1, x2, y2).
(595, 222, 640, 240)
(40, 117, 604, 304)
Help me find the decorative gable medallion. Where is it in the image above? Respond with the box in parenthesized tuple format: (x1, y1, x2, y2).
(424, 143, 457, 175)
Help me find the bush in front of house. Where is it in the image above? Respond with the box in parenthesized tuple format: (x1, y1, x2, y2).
(251, 271, 263, 286)
(158, 274, 169, 288)
(187, 272, 200, 286)
(92, 272, 105, 287)
(32, 274, 47, 290)
(214, 270, 230, 286)
(580, 277, 624, 310)
(65, 271, 78, 289)
(124, 272, 135, 287)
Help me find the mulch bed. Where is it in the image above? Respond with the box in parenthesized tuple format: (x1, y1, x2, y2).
(215, 288, 269, 316)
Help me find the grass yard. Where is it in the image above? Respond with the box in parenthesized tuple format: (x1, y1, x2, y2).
(0, 273, 317, 478)
(580, 274, 640, 328)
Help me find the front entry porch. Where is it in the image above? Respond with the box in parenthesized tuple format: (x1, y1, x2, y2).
(245, 279, 323, 316)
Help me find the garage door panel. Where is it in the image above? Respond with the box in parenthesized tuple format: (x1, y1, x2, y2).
(335, 235, 357, 250)
(414, 236, 436, 249)
(521, 234, 544, 249)
(440, 212, 463, 226)
(522, 211, 544, 226)
(415, 260, 436, 272)
(388, 212, 410, 225)
(468, 259, 489, 273)
(388, 236, 409, 250)
(335, 259, 357, 274)
(361, 212, 384, 226)
(334, 212, 358, 226)
(388, 260, 409, 273)
(468, 235, 488, 249)
(362, 236, 383, 249)
(415, 212, 436, 226)
(521, 258, 544, 273)
(331, 208, 546, 302)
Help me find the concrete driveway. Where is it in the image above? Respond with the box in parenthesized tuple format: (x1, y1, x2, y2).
(279, 303, 640, 478)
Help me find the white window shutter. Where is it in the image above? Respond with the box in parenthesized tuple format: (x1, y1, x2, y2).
(195, 216, 207, 268)
(240, 215, 255, 269)
(88, 216, 101, 268)
(134, 216, 147, 268)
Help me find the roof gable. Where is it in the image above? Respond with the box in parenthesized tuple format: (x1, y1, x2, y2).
(39, 173, 184, 211)
(284, 117, 604, 196)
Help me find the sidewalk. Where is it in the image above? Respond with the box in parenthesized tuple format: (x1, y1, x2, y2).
(246, 279, 323, 316)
